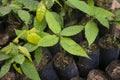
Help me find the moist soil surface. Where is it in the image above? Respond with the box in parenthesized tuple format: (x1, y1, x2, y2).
(99, 34, 119, 49)
(0, 72, 16, 80)
(80, 41, 99, 53)
(106, 60, 120, 79)
(71, 77, 85, 80)
(36, 54, 51, 70)
(87, 69, 109, 80)
(54, 52, 73, 69)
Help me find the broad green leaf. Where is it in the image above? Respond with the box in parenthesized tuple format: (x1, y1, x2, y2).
(18, 10, 31, 25)
(88, 0, 94, 6)
(88, 0, 94, 15)
(0, 6, 11, 16)
(61, 25, 84, 36)
(0, 59, 14, 78)
(46, 10, 61, 34)
(38, 35, 59, 47)
(60, 37, 89, 58)
(66, 0, 90, 15)
(96, 16, 109, 28)
(15, 29, 27, 40)
(37, 31, 50, 37)
(85, 21, 98, 46)
(20, 0, 38, 11)
(10, 0, 22, 13)
(24, 43, 38, 52)
(27, 33, 41, 44)
(14, 54, 25, 64)
(18, 46, 32, 62)
(0, 53, 11, 61)
(34, 47, 43, 64)
(95, 7, 114, 20)
(9, 43, 18, 55)
(20, 59, 41, 80)
(34, 17, 46, 31)
(36, 2, 46, 23)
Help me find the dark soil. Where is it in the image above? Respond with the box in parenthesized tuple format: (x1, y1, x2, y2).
(80, 41, 99, 53)
(0, 72, 16, 80)
(87, 69, 109, 80)
(54, 52, 73, 69)
(37, 54, 51, 70)
(99, 34, 119, 49)
(15, 73, 30, 80)
(0, 33, 9, 46)
(106, 60, 120, 79)
(5, 14, 22, 38)
(71, 77, 85, 80)
(96, 0, 113, 10)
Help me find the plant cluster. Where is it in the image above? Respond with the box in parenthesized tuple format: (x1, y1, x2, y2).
(0, 0, 119, 79)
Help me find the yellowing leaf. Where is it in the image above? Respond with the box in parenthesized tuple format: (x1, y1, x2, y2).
(55, 0, 62, 8)
(18, 46, 32, 62)
(13, 64, 23, 75)
(13, 30, 27, 44)
(27, 33, 41, 44)
(36, 2, 46, 22)
(13, 38, 19, 44)
(29, 28, 39, 33)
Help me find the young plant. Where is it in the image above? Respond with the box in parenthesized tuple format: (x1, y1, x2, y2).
(37, 10, 89, 58)
(65, 0, 114, 46)
(0, 42, 41, 80)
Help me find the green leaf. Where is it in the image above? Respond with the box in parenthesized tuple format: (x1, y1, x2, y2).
(20, 59, 41, 80)
(88, 0, 94, 6)
(36, 2, 46, 23)
(88, 0, 94, 15)
(46, 10, 61, 34)
(0, 59, 13, 78)
(60, 37, 89, 58)
(18, 10, 31, 25)
(14, 54, 25, 64)
(85, 21, 98, 46)
(66, 0, 90, 15)
(37, 31, 50, 37)
(34, 47, 43, 64)
(9, 43, 19, 55)
(15, 29, 27, 40)
(10, 0, 22, 13)
(0, 52, 11, 61)
(38, 35, 59, 47)
(20, 0, 38, 11)
(0, 6, 11, 16)
(96, 16, 109, 28)
(18, 46, 32, 62)
(94, 7, 114, 20)
(34, 17, 46, 32)
(61, 25, 84, 36)
(27, 32, 41, 44)
(24, 43, 38, 52)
